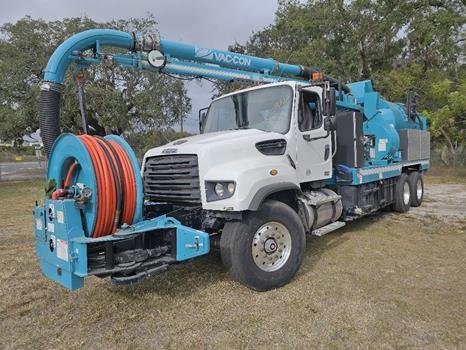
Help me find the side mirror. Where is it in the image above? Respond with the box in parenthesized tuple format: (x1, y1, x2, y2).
(198, 107, 209, 133)
(324, 115, 337, 131)
(323, 87, 336, 117)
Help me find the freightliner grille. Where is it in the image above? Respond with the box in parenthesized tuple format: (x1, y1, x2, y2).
(143, 155, 201, 205)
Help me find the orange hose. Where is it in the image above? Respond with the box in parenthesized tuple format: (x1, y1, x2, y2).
(72, 135, 137, 238)
(109, 140, 136, 225)
(64, 161, 77, 188)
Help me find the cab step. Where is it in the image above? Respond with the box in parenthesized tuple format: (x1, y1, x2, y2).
(312, 221, 346, 237)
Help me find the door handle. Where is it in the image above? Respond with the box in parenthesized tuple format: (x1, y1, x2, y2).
(302, 130, 330, 142)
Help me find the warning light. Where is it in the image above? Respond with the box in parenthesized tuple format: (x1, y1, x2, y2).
(311, 71, 324, 81)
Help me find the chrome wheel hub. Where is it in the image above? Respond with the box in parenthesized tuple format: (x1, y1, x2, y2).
(252, 222, 292, 272)
(264, 238, 278, 253)
(403, 182, 410, 205)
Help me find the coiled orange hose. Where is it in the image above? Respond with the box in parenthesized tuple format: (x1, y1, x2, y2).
(64, 161, 78, 189)
(72, 135, 137, 238)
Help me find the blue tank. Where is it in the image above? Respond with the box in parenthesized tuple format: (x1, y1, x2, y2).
(344, 80, 427, 165)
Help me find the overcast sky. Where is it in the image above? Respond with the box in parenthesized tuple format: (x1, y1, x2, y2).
(1, 0, 278, 133)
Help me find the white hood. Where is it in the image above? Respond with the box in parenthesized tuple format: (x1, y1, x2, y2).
(144, 128, 284, 156)
(142, 128, 297, 211)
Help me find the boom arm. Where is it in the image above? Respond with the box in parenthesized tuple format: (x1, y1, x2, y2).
(43, 29, 321, 84)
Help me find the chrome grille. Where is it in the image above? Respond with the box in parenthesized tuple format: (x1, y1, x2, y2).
(143, 155, 201, 205)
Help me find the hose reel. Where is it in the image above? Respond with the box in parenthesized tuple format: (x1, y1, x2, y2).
(47, 133, 143, 237)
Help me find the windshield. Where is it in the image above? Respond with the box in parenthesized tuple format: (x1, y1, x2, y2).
(203, 85, 293, 134)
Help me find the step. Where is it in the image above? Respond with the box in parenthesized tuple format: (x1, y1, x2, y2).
(311, 221, 346, 237)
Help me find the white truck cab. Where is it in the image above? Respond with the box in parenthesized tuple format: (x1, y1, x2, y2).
(143, 82, 334, 212)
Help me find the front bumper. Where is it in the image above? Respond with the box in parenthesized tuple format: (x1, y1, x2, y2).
(34, 199, 210, 291)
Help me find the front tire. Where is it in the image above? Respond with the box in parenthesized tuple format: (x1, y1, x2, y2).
(220, 200, 306, 291)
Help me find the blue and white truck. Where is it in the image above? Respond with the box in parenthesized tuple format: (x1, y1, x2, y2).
(34, 29, 430, 291)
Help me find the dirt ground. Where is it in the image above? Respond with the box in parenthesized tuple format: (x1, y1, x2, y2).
(0, 178, 465, 349)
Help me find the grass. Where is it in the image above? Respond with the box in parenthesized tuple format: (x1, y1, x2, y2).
(0, 179, 465, 349)
(425, 165, 466, 184)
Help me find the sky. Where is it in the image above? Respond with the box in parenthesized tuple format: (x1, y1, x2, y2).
(1, 0, 279, 133)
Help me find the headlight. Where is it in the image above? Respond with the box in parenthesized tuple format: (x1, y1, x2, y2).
(206, 181, 236, 202)
(215, 183, 224, 197)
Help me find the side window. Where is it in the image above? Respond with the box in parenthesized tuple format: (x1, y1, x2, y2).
(203, 97, 237, 132)
(298, 91, 322, 132)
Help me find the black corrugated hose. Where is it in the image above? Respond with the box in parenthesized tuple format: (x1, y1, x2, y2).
(39, 82, 64, 157)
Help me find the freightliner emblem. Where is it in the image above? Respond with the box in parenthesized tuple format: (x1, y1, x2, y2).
(162, 148, 178, 154)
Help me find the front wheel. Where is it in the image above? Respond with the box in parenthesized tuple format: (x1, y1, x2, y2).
(220, 200, 306, 291)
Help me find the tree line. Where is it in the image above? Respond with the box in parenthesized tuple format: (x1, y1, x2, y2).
(0, 15, 191, 155)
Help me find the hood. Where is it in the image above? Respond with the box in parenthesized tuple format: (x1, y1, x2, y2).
(167, 129, 277, 146)
(144, 128, 286, 159)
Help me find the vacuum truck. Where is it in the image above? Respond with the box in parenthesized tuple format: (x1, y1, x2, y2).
(34, 29, 430, 291)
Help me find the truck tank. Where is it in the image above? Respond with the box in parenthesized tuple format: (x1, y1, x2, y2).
(343, 80, 429, 165)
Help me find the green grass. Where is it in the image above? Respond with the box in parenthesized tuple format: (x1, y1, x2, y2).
(0, 180, 465, 349)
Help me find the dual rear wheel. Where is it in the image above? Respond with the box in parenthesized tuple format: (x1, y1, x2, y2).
(393, 171, 424, 213)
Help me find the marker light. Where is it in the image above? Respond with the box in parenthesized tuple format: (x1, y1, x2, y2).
(311, 71, 324, 81)
(227, 182, 236, 194)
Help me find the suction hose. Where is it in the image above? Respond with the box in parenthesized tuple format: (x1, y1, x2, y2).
(39, 82, 64, 157)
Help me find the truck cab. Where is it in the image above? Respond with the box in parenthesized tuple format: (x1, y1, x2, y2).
(143, 81, 334, 212)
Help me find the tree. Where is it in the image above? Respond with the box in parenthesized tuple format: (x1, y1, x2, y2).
(0, 15, 192, 149)
(0, 17, 52, 142)
(424, 78, 466, 166)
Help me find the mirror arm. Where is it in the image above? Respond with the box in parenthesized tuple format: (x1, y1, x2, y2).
(198, 106, 209, 133)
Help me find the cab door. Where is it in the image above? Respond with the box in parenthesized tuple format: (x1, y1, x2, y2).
(295, 87, 333, 183)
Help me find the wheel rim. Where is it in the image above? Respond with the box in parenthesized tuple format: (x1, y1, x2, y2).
(416, 178, 423, 200)
(252, 221, 292, 272)
(403, 181, 410, 205)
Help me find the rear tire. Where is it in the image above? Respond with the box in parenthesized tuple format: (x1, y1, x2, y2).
(409, 172, 424, 207)
(393, 173, 411, 213)
(220, 200, 306, 291)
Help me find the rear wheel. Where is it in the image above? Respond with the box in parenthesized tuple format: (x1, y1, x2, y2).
(220, 200, 305, 291)
(409, 171, 424, 207)
(393, 173, 411, 213)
